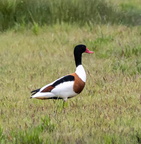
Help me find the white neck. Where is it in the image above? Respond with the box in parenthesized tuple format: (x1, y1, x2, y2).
(75, 65, 86, 82)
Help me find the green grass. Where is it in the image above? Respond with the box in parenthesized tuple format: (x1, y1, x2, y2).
(0, 0, 111, 31)
(0, 0, 141, 143)
(1, 0, 141, 31)
(0, 23, 141, 143)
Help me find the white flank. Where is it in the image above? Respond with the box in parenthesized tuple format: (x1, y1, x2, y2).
(52, 81, 77, 98)
(31, 81, 77, 100)
(31, 92, 55, 98)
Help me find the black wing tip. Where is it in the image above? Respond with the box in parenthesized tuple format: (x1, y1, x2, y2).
(31, 88, 40, 95)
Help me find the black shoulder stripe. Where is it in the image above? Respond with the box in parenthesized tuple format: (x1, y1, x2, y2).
(52, 75, 74, 87)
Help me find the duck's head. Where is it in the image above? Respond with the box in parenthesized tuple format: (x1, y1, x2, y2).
(74, 44, 94, 55)
(74, 44, 93, 67)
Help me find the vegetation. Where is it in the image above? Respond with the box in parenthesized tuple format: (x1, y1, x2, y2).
(0, 0, 141, 31)
(0, 0, 141, 143)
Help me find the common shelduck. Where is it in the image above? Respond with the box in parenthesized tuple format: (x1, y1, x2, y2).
(30, 44, 93, 101)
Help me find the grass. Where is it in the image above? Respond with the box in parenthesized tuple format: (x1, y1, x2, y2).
(0, 0, 141, 143)
(0, 23, 141, 143)
(0, 0, 112, 31)
(1, 0, 141, 31)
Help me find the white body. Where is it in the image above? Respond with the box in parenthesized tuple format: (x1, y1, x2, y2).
(31, 65, 86, 101)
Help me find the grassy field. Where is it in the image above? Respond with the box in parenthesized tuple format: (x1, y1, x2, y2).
(0, 0, 141, 144)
